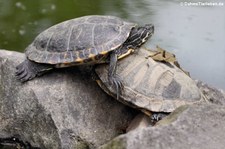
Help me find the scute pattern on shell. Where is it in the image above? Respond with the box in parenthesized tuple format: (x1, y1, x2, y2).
(25, 15, 136, 64)
(95, 48, 204, 113)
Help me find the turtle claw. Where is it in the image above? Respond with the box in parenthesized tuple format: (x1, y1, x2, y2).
(15, 60, 35, 82)
(15, 63, 25, 76)
(20, 72, 35, 83)
(15, 59, 53, 83)
(109, 75, 123, 99)
(18, 71, 28, 82)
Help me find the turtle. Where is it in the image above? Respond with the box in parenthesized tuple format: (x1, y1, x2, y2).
(15, 15, 154, 98)
(95, 47, 207, 123)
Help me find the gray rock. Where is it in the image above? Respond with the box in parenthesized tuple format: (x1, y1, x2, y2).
(197, 80, 225, 105)
(126, 113, 151, 132)
(0, 49, 136, 149)
(99, 104, 225, 149)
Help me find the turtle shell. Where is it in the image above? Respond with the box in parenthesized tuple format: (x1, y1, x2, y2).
(25, 15, 136, 65)
(95, 47, 205, 114)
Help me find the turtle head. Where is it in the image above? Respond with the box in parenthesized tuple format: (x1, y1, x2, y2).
(138, 24, 154, 45)
(116, 24, 154, 60)
(124, 24, 154, 49)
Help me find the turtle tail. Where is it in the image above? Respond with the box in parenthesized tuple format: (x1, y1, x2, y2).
(15, 59, 53, 82)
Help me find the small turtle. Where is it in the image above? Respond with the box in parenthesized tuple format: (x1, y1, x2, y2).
(95, 47, 206, 122)
(15, 15, 154, 98)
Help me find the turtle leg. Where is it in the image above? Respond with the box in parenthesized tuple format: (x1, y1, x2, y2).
(108, 50, 123, 99)
(15, 59, 53, 82)
(151, 112, 168, 125)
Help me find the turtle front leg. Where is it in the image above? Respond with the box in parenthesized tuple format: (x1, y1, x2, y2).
(15, 59, 53, 82)
(108, 50, 123, 99)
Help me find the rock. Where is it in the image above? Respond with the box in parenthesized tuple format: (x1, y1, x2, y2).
(0, 49, 136, 149)
(2, 49, 225, 149)
(196, 80, 225, 105)
(126, 113, 152, 132)
(99, 104, 225, 149)
(155, 105, 189, 126)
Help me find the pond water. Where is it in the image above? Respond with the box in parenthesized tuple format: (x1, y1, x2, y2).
(0, 0, 224, 90)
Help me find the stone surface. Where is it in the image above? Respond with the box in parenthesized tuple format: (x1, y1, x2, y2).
(0, 49, 136, 149)
(1, 49, 225, 149)
(99, 104, 225, 149)
(196, 80, 225, 106)
(126, 113, 151, 132)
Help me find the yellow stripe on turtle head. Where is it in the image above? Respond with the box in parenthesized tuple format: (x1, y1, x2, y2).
(118, 49, 135, 59)
(100, 51, 109, 55)
(75, 57, 84, 63)
(88, 54, 96, 58)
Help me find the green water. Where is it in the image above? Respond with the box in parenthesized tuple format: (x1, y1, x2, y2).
(0, 0, 225, 90)
(0, 0, 107, 51)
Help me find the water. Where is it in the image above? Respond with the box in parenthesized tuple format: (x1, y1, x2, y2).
(0, 0, 224, 90)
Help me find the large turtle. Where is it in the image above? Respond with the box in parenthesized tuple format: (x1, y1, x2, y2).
(15, 15, 154, 98)
(95, 47, 207, 119)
